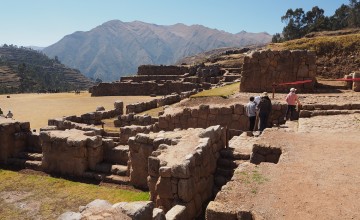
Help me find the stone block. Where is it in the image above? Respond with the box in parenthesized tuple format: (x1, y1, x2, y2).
(178, 177, 195, 202)
(148, 156, 160, 177)
(156, 177, 173, 199)
(171, 161, 191, 178)
(165, 205, 187, 220)
(159, 166, 172, 177)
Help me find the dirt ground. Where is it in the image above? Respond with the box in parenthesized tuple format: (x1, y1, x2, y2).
(214, 114, 360, 219)
(0, 92, 158, 131)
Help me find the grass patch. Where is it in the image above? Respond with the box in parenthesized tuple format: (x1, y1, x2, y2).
(237, 167, 269, 195)
(191, 82, 240, 98)
(0, 169, 149, 219)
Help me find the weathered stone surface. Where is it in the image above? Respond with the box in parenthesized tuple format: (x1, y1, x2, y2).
(178, 177, 195, 202)
(205, 201, 237, 220)
(153, 208, 166, 220)
(165, 205, 187, 220)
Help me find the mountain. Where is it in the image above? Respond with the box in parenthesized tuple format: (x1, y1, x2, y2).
(43, 20, 272, 81)
(0, 45, 93, 94)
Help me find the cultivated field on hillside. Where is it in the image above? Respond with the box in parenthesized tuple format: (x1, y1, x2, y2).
(0, 92, 158, 131)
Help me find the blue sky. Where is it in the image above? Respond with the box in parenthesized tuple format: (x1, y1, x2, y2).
(0, 0, 350, 47)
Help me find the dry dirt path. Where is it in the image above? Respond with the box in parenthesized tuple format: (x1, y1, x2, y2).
(213, 114, 360, 220)
(0, 92, 157, 131)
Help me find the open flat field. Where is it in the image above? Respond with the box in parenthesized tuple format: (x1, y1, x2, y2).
(0, 92, 158, 131)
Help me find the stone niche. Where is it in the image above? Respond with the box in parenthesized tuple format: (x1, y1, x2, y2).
(0, 118, 31, 163)
(240, 50, 317, 92)
(128, 126, 226, 219)
(40, 129, 103, 176)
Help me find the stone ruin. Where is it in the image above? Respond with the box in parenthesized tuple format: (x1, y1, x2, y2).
(240, 50, 317, 92)
(90, 64, 239, 97)
(2, 94, 360, 219)
(344, 71, 360, 92)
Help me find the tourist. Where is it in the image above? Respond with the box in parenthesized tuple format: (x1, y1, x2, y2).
(257, 92, 272, 132)
(245, 96, 257, 131)
(285, 88, 301, 121)
(6, 110, 13, 119)
(0, 107, 3, 116)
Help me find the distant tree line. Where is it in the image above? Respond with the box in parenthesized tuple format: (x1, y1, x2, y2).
(273, 0, 360, 42)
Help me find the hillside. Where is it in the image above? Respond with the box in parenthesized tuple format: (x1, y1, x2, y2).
(43, 20, 272, 81)
(268, 29, 360, 79)
(0, 45, 93, 94)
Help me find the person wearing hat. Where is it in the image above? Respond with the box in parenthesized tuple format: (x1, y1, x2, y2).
(285, 88, 301, 121)
(257, 92, 272, 132)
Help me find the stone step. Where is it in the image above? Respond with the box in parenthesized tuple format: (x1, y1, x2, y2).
(219, 149, 250, 160)
(104, 136, 121, 142)
(7, 158, 42, 171)
(16, 152, 43, 161)
(103, 131, 120, 137)
(93, 163, 128, 176)
(104, 145, 129, 165)
(82, 171, 130, 185)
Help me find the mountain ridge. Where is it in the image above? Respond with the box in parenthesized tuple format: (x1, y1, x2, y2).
(43, 20, 272, 81)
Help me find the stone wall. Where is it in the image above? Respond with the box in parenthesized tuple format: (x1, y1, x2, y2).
(158, 103, 287, 132)
(114, 114, 158, 127)
(120, 75, 180, 82)
(47, 118, 103, 136)
(137, 65, 189, 76)
(64, 101, 123, 125)
(128, 126, 225, 219)
(40, 129, 103, 176)
(91, 81, 200, 96)
(0, 118, 31, 163)
(240, 50, 317, 92)
(125, 93, 192, 114)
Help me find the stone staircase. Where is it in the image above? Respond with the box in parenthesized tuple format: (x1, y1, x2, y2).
(7, 151, 43, 171)
(84, 136, 131, 185)
(214, 133, 254, 195)
(300, 103, 360, 118)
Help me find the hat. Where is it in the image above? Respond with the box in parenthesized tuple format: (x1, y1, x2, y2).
(290, 88, 296, 92)
(261, 92, 268, 97)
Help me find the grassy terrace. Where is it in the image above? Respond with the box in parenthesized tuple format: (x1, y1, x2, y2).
(269, 33, 360, 55)
(0, 169, 149, 219)
(191, 82, 240, 98)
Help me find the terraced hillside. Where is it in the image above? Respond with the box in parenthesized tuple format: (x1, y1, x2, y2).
(0, 45, 93, 94)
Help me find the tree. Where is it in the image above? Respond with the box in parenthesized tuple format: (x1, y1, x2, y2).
(272, 33, 283, 43)
(281, 8, 306, 40)
(348, 0, 360, 27)
(303, 6, 329, 33)
(329, 4, 351, 30)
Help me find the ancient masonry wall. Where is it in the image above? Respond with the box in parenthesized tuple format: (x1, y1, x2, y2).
(240, 50, 317, 92)
(128, 126, 225, 219)
(0, 118, 31, 163)
(137, 65, 189, 76)
(64, 101, 123, 125)
(91, 81, 200, 96)
(40, 129, 103, 176)
(125, 94, 183, 114)
(114, 114, 158, 127)
(157, 104, 287, 132)
(120, 75, 180, 82)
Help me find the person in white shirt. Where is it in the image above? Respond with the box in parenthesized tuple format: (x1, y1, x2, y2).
(245, 96, 257, 131)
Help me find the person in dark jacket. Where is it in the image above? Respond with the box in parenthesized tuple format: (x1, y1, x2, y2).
(257, 92, 272, 132)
